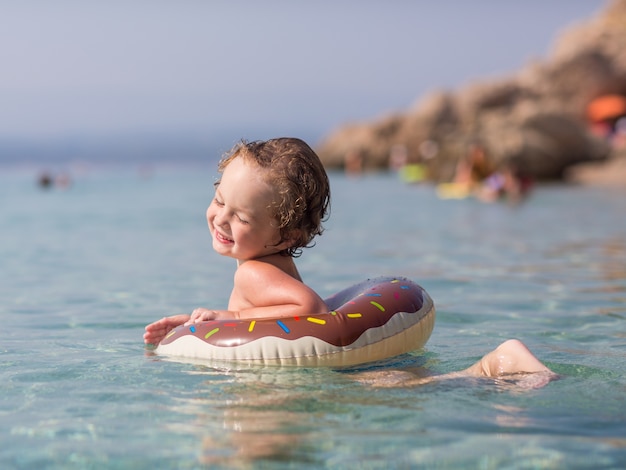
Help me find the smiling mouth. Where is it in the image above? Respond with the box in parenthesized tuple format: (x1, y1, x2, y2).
(215, 231, 234, 244)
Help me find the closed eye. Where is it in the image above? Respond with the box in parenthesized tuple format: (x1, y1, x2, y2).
(213, 184, 224, 207)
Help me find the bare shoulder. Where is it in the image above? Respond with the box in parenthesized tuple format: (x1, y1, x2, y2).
(233, 258, 325, 312)
(234, 258, 288, 285)
(235, 256, 300, 285)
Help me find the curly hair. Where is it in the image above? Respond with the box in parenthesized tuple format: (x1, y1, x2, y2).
(217, 137, 331, 257)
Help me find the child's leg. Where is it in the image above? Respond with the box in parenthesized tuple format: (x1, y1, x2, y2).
(462, 339, 552, 377)
(354, 339, 555, 389)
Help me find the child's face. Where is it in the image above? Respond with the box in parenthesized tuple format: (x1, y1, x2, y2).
(206, 156, 287, 262)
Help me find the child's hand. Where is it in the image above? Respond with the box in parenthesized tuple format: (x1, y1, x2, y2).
(143, 314, 190, 345)
(185, 308, 219, 324)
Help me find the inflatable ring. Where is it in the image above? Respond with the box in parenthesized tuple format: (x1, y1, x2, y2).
(155, 276, 435, 367)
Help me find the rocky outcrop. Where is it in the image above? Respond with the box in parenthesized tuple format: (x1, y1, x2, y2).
(316, 0, 626, 181)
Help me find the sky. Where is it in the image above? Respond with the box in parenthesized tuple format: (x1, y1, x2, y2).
(0, 0, 608, 147)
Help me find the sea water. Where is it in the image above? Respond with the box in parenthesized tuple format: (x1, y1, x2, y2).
(1, 165, 625, 469)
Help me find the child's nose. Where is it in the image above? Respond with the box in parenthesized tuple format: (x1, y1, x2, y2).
(213, 209, 229, 227)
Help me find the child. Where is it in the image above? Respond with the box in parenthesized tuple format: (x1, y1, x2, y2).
(144, 137, 330, 346)
(143, 137, 554, 386)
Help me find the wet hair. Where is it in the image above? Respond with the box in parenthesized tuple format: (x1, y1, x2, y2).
(217, 137, 331, 257)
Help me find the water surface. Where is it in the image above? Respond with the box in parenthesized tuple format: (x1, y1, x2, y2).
(1, 167, 625, 468)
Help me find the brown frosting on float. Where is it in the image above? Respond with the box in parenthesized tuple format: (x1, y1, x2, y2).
(159, 277, 425, 349)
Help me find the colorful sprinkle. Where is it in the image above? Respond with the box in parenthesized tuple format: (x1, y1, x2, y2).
(204, 328, 219, 339)
(370, 301, 385, 312)
(307, 317, 326, 325)
(189, 325, 196, 333)
(330, 311, 338, 315)
(391, 279, 399, 283)
(165, 330, 176, 340)
(248, 321, 256, 332)
(347, 313, 362, 318)
(366, 293, 382, 297)
(276, 320, 290, 333)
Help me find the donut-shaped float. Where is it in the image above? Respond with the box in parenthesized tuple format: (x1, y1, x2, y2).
(155, 276, 435, 367)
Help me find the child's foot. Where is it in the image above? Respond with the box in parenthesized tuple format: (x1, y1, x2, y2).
(464, 339, 553, 377)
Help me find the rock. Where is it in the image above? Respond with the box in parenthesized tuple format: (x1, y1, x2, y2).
(565, 146, 626, 186)
(316, 0, 626, 182)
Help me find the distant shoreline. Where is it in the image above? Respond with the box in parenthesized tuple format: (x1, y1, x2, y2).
(566, 151, 626, 188)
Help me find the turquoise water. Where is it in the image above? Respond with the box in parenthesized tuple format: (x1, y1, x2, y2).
(1, 165, 625, 469)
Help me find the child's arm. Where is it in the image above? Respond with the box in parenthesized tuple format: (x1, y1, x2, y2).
(187, 260, 327, 323)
